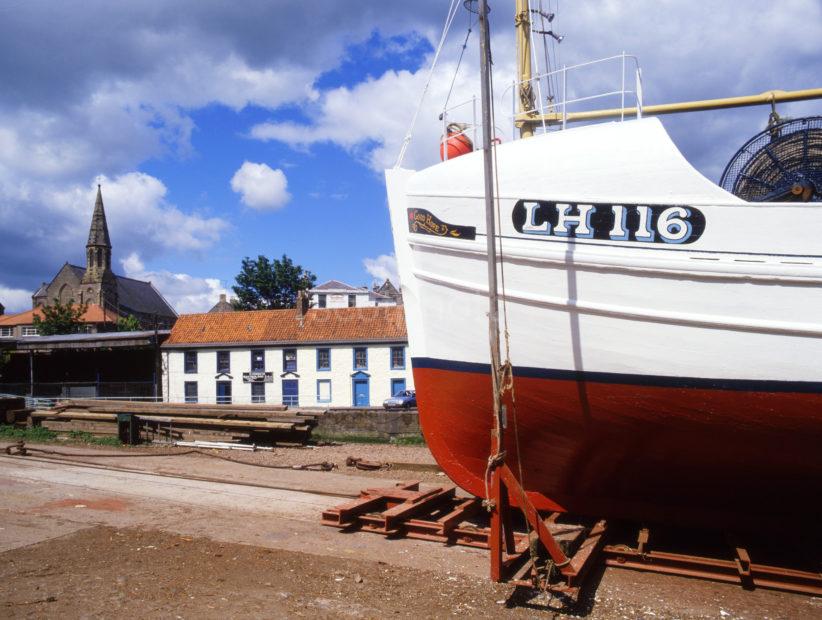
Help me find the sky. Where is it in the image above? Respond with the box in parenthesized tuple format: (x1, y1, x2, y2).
(1, 0, 820, 314)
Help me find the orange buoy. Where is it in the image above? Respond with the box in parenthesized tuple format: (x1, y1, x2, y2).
(440, 123, 474, 161)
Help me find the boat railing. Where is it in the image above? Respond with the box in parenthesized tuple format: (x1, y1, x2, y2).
(437, 54, 642, 156)
(438, 96, 509, 160)
(502, 53, 644, 134)
(439, 96, 477, 161)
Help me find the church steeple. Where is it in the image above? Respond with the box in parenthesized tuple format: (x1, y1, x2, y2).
(82, 184, 114, 284)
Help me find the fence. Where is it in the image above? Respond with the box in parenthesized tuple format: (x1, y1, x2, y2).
(0, 381, 159, 402)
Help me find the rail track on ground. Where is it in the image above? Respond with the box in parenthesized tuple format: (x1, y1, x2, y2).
(0, 447, 359, 501)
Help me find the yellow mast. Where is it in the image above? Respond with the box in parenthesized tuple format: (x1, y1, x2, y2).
(515, 0, 535, 138)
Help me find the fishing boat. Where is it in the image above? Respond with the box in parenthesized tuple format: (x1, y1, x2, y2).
(386, 0, 822, 531)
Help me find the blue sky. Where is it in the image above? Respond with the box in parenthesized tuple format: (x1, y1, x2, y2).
(1, 1, 820, 313)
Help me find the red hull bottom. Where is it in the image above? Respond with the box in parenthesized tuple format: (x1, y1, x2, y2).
(413, 364, 822, 531)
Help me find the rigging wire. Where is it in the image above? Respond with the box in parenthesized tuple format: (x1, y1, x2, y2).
(395, 0, 461, 168)
(538, 0, 556, 105)
(527, 3, 548, 133)
(443, 9, 477, 114)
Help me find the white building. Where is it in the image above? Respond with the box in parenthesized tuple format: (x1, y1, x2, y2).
(162, 305, 411, 407)
(309, 279, 399, 309)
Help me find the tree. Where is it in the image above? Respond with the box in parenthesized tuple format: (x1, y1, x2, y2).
(32, 298, 88, 336)
(232, 254, 316, 310)
(117, 314, 141, 332)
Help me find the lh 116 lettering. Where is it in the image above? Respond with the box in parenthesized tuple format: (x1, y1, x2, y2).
(512, 200, 705, 244)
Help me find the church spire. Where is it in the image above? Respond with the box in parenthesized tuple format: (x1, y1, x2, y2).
(87, 184, 111, 248)
(82, 184, 114, 284)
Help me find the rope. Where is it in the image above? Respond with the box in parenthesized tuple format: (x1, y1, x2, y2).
(394, 0, 461, 168)
(2, 442, 336, 471)
(486, 42, 546, 586)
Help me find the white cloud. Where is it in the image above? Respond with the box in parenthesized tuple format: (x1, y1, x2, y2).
(0, 285, 32, 314)
(230, 161, 291, 210)
(121, 252, 228, 314)
(247, 33, 516, 172)
(0, 172, 229, 292)
(248, 0, 822, 179)
(48, 172, 229, 254)
(363, 253, 399, 286)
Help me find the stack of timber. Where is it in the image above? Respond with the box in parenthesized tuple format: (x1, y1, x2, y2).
(32, 399, 321, 445)
(0, 396, 32, 428)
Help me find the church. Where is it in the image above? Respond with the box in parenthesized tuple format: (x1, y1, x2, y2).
(31, 185, 177, 330)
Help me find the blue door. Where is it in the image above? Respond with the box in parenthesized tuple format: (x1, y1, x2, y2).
(216, 381, 232, 405)
(282, 379, 299, 407)
(391, 378, 406, 397)
(353, 378, 369, 407)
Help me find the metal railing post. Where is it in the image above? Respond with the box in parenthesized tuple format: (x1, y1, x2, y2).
(562, 65, 568, 130)
(636, 67, 644, 119)
(472, 95, 478, 149)
(511, 81, 516, 139)
(621, 51, 626, 121)
(442, 109, 448, 160)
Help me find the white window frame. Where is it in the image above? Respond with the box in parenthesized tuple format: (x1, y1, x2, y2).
(317, 379, 332, 403)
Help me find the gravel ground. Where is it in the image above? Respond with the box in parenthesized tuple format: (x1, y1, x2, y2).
(2, 527, 816, 619)
(214, 442, 444, 482)
(2, 442, 818, 618)
(26, 439, 447, 483)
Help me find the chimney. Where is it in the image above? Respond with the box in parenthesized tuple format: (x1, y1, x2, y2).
(219, 293, 227, 303)
(295, 290, 310, 326)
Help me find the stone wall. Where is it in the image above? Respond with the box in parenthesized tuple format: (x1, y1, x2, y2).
(315, 407, 420, 439)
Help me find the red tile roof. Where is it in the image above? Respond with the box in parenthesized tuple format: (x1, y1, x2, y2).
(0, 304, 118, 327)
(164, 306, 407, 346)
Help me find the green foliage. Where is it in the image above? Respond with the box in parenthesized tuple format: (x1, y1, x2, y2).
(67, 430, 122, 446)
(0, 425, 122, 446)
(117, 314, 141, 332)
(0, 424, 58, 442)
(232, 254, 316, 310)
(390, 435, 427, 446)
(32, 298, 88, 336)
(311, 432, 425, 445)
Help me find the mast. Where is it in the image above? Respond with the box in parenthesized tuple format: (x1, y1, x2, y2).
(478, 0, 504, 467)
(515, 0, 535, 138)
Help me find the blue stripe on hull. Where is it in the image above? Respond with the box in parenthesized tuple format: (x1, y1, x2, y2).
(411, 356, 822, 394)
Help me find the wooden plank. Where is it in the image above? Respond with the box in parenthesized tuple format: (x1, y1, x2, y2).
(32, 411, 117, 421)
(135, 415, 296, 430)
(138, 411, 311, 424)
(59, 399, 288, 413)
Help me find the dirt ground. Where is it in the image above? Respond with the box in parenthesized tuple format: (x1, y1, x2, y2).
(0, 442, 819, 619)
(27, 439, 447, 484)
(2, 527, 817, 620)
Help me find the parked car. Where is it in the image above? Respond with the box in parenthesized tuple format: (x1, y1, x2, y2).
(383, 389, 416, 410)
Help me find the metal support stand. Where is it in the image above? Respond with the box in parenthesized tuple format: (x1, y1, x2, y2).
(602, 528, 822, 596)
(488, 462, 606, 593)
(322, 479, 606, 596)
(322, 481, 820, 596)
